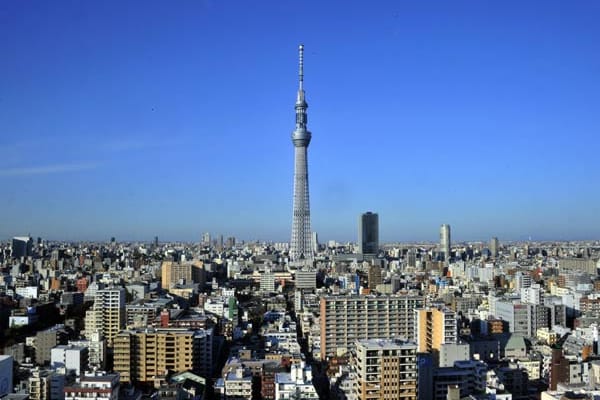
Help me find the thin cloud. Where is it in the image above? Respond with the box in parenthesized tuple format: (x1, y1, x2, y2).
(0, 163, 98, 177)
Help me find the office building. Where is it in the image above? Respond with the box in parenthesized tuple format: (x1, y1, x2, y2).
(355, 339, 418, 400)
(358, 212, 379, 255)
(440, 224, 451, 261)
(489, 237, 499, 258)
(113, 327, 213, 383)
(12, 236, 33, 259)
(84, 288, 125, 347)
(290, 45, 314, 264)
(201, 232, 211, 247)
(319, 295, 424, 360)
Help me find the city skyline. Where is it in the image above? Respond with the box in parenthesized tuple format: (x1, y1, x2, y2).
(1, 1, 599, 242)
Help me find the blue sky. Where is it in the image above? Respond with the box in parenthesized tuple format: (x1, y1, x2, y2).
(1, 1, 599, 243)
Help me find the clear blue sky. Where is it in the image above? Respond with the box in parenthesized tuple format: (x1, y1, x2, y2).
(1, 1, 599, 243)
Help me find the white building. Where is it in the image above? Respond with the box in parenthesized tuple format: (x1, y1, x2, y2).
(275, 362, 318, 400)
(16, 286, 39, 299)
(51, 345, 88, 376)
(63, 373, 119, 400)
(68, 331, 106, 370)
(217, 367, 252, 400)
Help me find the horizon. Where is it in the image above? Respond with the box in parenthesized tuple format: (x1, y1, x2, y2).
(1, 1, 599, 243)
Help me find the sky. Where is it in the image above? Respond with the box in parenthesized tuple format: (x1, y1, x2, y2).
(1, 1, 599, 243)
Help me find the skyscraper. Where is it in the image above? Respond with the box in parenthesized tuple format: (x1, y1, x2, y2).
(290, 44, 313, 263)
(440, 224, 451, 261)
(358, 212, 379, 255)
(489, 236, 499, 258)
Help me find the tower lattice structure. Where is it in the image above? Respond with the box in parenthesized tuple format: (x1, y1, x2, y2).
(290, 44, 313, 263)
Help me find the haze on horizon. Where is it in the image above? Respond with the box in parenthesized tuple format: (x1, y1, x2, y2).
(1, 1, 599, 243)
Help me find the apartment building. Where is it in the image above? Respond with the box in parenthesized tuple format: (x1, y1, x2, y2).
(320, 295, 424, 360)
(84, 288, 125, 347)
(113, 327, 213, 383)
(354, 339, 418, 400)
(414, 307, 458, 356)
(161, 261, 205, 290)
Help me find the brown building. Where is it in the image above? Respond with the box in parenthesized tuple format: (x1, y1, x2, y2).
(355, 339, 418, 400)
(549, 348, 569, 390)
(113, 327, 213, 383)
(487, 318, 509, 334)
(76, 278, 88, 293)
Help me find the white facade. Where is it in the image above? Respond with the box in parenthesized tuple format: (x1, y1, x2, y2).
(16, 286, 39, 299)
(69, 331, 106, 370)
(51, 346, 88, 375)
(275, 362, 318, 400)
(64, 373, 119, 400)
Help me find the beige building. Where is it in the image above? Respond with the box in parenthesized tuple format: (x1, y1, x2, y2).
(355, 339, 418, 400)
(161, 261, 205, 290)
(414, 307, 457, 358)
(84, 288, 125, 347)
(113, 327, 213, 383)
(320, 295, 424, 360)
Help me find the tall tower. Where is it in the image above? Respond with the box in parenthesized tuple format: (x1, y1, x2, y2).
(290, 44, 313, 263)
(440, 223, 451, 261)
(358, 212, 379, 255)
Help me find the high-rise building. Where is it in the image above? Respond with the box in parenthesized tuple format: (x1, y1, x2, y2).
(358, 212, 379, 255)
(84, 288, 125, 347)
(489, 237, 499, 258)
(290, 45, 313, 264)
(440, 224, 451, 261)
(319, 295, 424, 360)
(12, 236, 33, 259)
(354, 339, 418, 400)
(201, 232, 211, 247)
(312, 232, 319, 255)
(414, 307, 458, 364)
